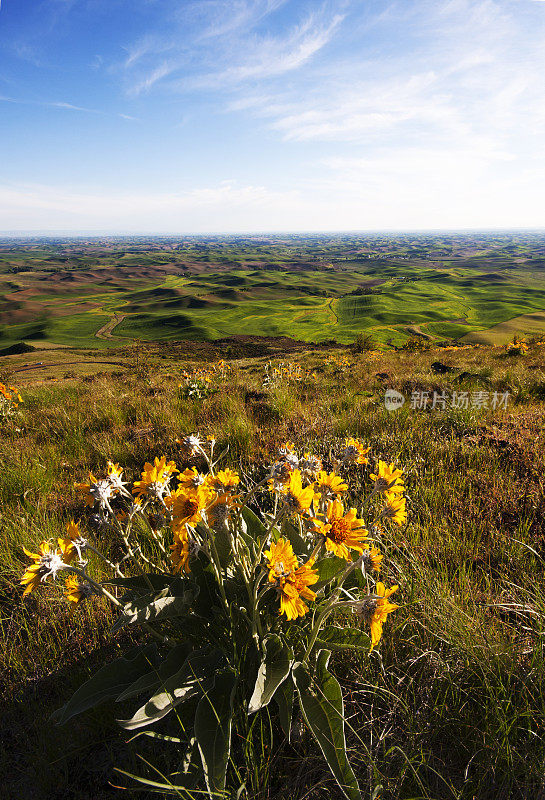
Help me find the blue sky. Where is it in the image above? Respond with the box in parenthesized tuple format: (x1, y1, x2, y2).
(1, 0, 545, 232)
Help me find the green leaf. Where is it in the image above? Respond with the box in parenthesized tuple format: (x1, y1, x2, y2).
(292, 653, 361, 800)
(117, 649, 222, 730)
(192, 556, 223, 618)
(107, 574, 193, 605)
(115, 642, 193, 702)
(281, 518, 309, 556)
(315, 626, 371, 652)
(197, 521, 232, 569)
(241, 506, 266, 540)
(195, 669, 237, 798)
(248, 635, 293, 714)
(274, 676, 294, 742)
(52, 644, 158, 726)
(112, 594, 194, 632)
(114, 767, 203, 794)
(314, 556, 347, 590)
(106, 575, 181, 592)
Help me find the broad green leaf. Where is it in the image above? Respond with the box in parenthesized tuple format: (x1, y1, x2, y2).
(314, 556, 347, 590)
(112, 594, 194, 632)
(315, 626, 371, 652)
(129, 731, 183, 743)
(107, 574, 193, 605)
(117, 649, 222, 730)
(293, 654, 361, 800)
(241, 506, 266, 540)
(52, 644, 158, 726)
(197, 521, 232, 569)
(281, 519, 309, 557)
(195, 669, 237, 798)
(107, 575, 181, 592)
(116, 642, 193, 702)
(192, 556, 223, 618)
(274, 676, 294, 742)
(248, 634, 293, 714)
(238, 521, 258, 554)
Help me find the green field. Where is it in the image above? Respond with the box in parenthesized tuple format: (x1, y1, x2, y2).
(2, 233, 545, 348)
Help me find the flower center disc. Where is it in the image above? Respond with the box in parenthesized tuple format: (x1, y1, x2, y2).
(328, 517, 351, 543)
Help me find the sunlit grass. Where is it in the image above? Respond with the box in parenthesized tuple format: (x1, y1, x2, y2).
(1, 341, 545, 798)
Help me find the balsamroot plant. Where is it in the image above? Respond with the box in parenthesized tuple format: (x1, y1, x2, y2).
(21, 435, 406, 799)
(0, 381, 22, 421)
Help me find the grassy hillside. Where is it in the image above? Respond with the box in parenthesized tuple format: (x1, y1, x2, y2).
(1, 339, 545, 799)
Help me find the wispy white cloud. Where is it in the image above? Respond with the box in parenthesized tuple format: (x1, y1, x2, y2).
(0, 94, 136, 120)
(129, 61, 177, 96)
(122, 3, 344, 96)
(4, 0, 545, 231)
(227, 0, 545, 165)
(49, 100, 102, 113)
(178, 12, 344, 89)
(186, 0, 291, 40)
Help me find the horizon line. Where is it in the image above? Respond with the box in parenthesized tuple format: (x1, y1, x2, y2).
(1, 226, 545, 239)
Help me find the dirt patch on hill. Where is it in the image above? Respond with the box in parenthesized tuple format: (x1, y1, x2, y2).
(142, 334, 346, 359)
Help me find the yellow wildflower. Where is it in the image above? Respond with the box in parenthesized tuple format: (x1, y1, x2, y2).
(211, 468, 240, 490)
(265, 538, 299, 583)
(362, 544, 383, 573)
(178, 467, 207, 491)
(367, 583, 399, 651)
(370, 461, 404, 495)
(57, 520, 87, 563)
(74, 473, 99, 507)
(64, 575, 90, 609)
(132, 456, 177, 498)
(168, 484, 210, 533)
(265, 538, 318, 620)
(314, 498, 368, 560)
(107, 461, 123, 480)
(314, 470, 348, 497)
(382, 492, 407, 526)
(342, 437, 370, 465)
(278, 561, 318, 620)
(171, 527, 191, 574)
(279, 469, 320, 515)
(20, 541, 68, 596)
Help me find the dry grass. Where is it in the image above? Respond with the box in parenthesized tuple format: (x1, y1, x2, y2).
(1, 340, 545, 799)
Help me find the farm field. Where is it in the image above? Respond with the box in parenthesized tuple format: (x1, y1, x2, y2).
(2, 232, 545, 349)
(1, 338, 545, 800)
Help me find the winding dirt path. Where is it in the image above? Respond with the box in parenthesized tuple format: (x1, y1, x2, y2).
(327, 298, 339, 324)
(95, 313, 127, 339)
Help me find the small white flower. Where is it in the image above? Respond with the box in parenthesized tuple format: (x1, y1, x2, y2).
(146, 480, 171, 499)
(71, 535, 88, 562)
(181, 434, 202, 455)
(40, 550, 66, 581)
(90, 479, 115, 506)
(285, 453, 299, 470)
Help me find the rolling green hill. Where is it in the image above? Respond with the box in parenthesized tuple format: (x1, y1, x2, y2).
(2, 233, 545, 348)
